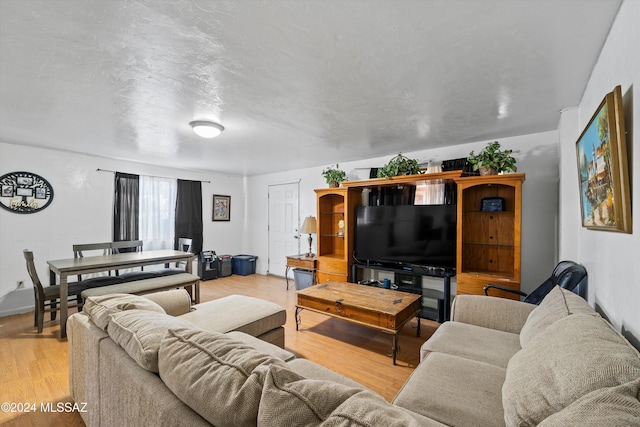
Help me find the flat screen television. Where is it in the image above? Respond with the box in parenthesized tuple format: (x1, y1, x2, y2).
(354, 205, 457, 270)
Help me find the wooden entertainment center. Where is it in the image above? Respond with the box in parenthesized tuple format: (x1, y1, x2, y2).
(455, 174, 525, 300)
(314, 171, 525, 320)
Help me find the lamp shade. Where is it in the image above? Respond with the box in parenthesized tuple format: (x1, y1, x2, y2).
(300, 216, 317, 234)
(189, 120, 224, 138)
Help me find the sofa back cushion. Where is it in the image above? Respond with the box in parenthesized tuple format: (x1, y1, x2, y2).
(158, 328, 288, 427)
(83, 293, 166, 330)
(537, 378, 640, 426)
(519, 285, 596, 347)
(258, 363, 361, 425)
(503, 314, 640, 426)
(107, 309, 195, 372)
(324, 390, 446, 426)
(258, 364, 439, 426)
(142, 288, 192, 316)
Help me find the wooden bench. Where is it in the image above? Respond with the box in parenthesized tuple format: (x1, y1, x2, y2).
(81, 273, 200, 304)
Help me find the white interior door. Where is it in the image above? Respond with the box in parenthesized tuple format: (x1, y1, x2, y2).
(268, 182, 299, 278)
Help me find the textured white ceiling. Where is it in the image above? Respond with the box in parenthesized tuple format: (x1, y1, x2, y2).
(0, 0, 622, 176)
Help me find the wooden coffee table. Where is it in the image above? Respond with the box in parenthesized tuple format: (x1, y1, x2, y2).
(295, 281, 421, 365)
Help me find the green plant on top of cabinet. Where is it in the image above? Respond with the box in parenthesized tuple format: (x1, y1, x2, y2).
(467, 141, 517, 176)
(322, 164, 348, 188)
(377, 153, 421, 178)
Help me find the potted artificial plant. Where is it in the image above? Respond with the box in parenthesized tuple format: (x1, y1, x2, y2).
(377, 153, 421, 178)
(322, 164, 347, 187)
(467, 141, 517, 175)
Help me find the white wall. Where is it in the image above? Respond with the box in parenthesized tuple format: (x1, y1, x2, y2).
(558, 0, 639, 344)
(246, 130, 560, 297)
(1, 131, 560, 316)
(0, 142, 245, 315)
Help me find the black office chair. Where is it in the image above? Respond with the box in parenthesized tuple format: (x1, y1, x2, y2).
(484, 260, 587, 305)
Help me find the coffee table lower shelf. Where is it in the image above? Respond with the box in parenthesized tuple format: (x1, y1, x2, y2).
(295, 281, 421, 365)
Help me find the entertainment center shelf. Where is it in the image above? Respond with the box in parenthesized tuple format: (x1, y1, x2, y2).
(342, 170, 463, 188)
(313, 171, 525, 318)
(315, 188, 358, 283)
(351, 263, 452, 322)
(454, 173, 525, 299)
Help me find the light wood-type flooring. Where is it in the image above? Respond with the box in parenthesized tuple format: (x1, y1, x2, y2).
(0, 274, 439, 426)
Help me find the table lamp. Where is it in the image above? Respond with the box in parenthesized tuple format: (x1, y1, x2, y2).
(300, 216, 317, 257)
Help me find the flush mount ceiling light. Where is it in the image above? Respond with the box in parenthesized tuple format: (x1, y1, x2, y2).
(189, 120, 225, 138)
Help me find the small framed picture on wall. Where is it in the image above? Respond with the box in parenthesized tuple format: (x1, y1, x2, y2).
(213, 194, 231, 221)
(1, 185, 13, 197)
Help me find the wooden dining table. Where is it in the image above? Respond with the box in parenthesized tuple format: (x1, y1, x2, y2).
(47, 249, 195, 338)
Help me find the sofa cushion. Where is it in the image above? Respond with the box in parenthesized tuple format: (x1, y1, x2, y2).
(421, 321, 521, 368)
(519, 285, 596, 347)
(98, 338, 212, 427)
(225, 331, 295, 361)
(537, 378, 640, 427)
(180, 295, 286, 338)
(450, 294, 535, 334)
(325, 394, 447, 427)
(503, 314, 640, 426)
(258, 363, 361, 425)
(143, 289, 192, 316)
(107, 310, 195, 372)
(258, 364, 440, 426)
(320, 391, 446, 427)
(393, 352, 507, 426)
(287, 359, 370, 390)
(83, 293, 166, 330)
(158, 328, 288, 427)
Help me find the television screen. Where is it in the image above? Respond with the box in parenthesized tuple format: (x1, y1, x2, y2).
(354, 205, 457, 269)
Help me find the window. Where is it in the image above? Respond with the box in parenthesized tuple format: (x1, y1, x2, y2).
(113, 173, 202, 254)
(139, 176, 177, 251)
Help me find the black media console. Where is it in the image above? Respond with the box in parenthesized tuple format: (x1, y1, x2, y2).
(351, 263, 455, 322)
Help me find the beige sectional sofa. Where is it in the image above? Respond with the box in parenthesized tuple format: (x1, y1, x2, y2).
(68, 286, 640, 426)
(394, 286, 640, 426)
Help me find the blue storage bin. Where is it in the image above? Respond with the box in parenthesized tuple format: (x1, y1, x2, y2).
(232, 254, 257, 276)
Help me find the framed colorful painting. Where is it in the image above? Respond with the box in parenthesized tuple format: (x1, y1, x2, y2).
(575, 85, 631, 233)
(212, 194, 231, 221)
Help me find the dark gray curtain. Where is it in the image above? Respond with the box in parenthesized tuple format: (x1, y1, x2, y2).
(113, 172, 139, 243)
(174, 179, 203, 254)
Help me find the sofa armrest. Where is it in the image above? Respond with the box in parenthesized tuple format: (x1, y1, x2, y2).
(450, 295, 535, 334)
(68, 312, 109, 427)
(143, 289, 192, 316)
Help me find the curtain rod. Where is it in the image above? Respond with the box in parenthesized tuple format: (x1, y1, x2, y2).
(96, 168, 211, 183)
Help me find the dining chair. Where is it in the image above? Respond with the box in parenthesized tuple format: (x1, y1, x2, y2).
(73, 242, 112, 278)
(72, 243, 126, 288)
(111, 240, 143, 254)
(176, 237, 193, 263)
(157, 237, 193, 276)
(24, 249, 86, 333)
(110, 240, 157, 281)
